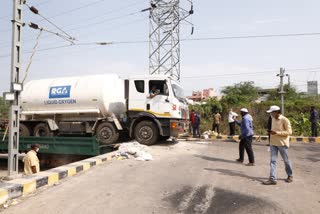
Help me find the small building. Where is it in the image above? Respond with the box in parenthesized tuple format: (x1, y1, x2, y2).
(187, 88, 217, 102)
(307, 81, 318, 96)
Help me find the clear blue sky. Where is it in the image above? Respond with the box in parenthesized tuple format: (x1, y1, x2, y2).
(1, 0, 320, 95)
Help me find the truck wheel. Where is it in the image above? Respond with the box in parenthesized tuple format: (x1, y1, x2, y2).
(19, 123, 31, 137)
(96, 122, 119, 145)
(33, 123, 54, 137)
(134, 121, 159, 145)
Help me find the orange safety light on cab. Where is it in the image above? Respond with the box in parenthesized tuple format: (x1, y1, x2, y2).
(171, 122, 177, 128)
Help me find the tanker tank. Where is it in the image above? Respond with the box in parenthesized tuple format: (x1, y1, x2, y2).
(21, 74, 126, 117)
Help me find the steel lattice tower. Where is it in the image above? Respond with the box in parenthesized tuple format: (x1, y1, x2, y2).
(148, 0, 193, 81)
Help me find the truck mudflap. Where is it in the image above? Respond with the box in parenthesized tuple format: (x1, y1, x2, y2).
(169, 120, 188, 137)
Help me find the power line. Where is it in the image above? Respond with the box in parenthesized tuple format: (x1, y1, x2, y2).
(181, 32, 320, 41)
(42, 0, 106, 20)
(23, 17, 146, 53)
(0, 0, 52, 21)
(2, 31, 320, 59)
(0, 0, 106, 32)
(182, 69, 320, 79)
(182, 71, 274, 79)
(25, 2, 76, 42)
(0, 0, 147, 47)
(71, 31, 320, 46)
(28, 22, 75, 43)
(0, 0, 145, 35)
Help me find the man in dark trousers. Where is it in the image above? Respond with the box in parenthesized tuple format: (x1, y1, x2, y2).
(235, 108, 255, 166)
(212, 112, 221, 135)
(310, 106, 319, 137)
(228, 108, 238, 135)
(189, 109, 195, 135)
(193, 112, 201, 138)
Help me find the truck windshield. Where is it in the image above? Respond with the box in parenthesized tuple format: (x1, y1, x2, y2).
(172, 84, 186, 100)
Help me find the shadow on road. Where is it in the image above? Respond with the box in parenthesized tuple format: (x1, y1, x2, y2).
(194, 155, 239, 164)
(204, 168, 266, 183)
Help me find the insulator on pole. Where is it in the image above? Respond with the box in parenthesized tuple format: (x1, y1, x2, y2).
(29, 6, 39, 14)
(29, 22, 39, 30)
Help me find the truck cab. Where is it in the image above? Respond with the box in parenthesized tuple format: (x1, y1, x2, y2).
(127, 75, 189, 144)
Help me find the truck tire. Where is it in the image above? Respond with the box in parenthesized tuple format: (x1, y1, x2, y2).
(134, 121, 159, 145)
(33, 123, 54, 137)
(19, 123, 31, 137)
(96, 122, 119, 145)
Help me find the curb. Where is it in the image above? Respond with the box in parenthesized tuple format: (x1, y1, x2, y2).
(178, 135, 320, 144)
(0, 152, 114, 206)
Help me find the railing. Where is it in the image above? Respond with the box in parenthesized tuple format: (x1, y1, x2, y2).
(0, 136, 103, 156)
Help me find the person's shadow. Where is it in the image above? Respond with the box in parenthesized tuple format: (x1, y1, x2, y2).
(194, 154, 238, 164)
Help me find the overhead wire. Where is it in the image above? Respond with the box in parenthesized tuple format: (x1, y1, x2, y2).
(2, 31, 320, 59)
(24, 2, 76, 42)
(22, 17, 147, 54)
(0, 0, 147, 47)
(181, 32, 320, 41)
(0, 0, 52, 21)
(0, 0, 145, 35)
(22, 29, 43, 84)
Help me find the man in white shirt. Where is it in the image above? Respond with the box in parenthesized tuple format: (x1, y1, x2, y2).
(228, 108, 238, 135)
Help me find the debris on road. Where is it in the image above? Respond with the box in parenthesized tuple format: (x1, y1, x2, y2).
(202, 130, 219, 139)
(113, 142, 153, 161)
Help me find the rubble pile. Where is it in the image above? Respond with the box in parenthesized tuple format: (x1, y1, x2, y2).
(112, 142, 153, 161)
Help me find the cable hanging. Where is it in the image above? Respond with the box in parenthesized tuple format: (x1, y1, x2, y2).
(25, 1, 76, 42)
(22, 29, 43, 84)
(28, 22, 75, 44)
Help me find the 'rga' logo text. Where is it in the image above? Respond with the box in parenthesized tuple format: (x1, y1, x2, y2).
(49, 85, 71, 99)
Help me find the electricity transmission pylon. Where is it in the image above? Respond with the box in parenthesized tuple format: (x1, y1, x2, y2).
(148, 0, 193, 81)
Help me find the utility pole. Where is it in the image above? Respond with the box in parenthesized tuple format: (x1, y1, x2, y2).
(286, 73, 290, 88)
(277, 67, 285, 115)
(3, 0, 24, 177)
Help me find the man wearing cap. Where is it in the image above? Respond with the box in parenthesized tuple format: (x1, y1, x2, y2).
(263, 105, 293, 185)
(23, 144, 40, 175)
(235, 108, 255, 166)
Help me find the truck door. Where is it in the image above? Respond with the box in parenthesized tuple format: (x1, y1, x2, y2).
(128, 80, 147, 111)
(147, 80, 171, 117)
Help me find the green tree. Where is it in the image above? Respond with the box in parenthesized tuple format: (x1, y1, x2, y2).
(0, 97, 8, 120)
(220, 81, 260, 105)
(267, 84, 302, 101)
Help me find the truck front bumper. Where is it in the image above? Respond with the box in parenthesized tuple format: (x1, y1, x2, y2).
(170, 120, 188, 137)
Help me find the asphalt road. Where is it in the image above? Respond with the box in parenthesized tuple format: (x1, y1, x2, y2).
(1, 140, 320, 214)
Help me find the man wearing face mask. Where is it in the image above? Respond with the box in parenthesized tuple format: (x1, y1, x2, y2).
(23, 144, 40, 175)
(263, 105, 293, 185)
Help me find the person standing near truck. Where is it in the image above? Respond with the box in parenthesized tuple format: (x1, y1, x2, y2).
(23, 144, 40, 175)
(228, 108, 238, 135)
(189, 109, 195, 135)
(309, 106, 319, 137)
(263, 105, 293, 185)
(235, 108, 255, 166)
(212, 112, 221, 135)
(193, 112, 201, 138)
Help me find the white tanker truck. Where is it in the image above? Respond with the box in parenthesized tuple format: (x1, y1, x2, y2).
(20, 74, 189, 145)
